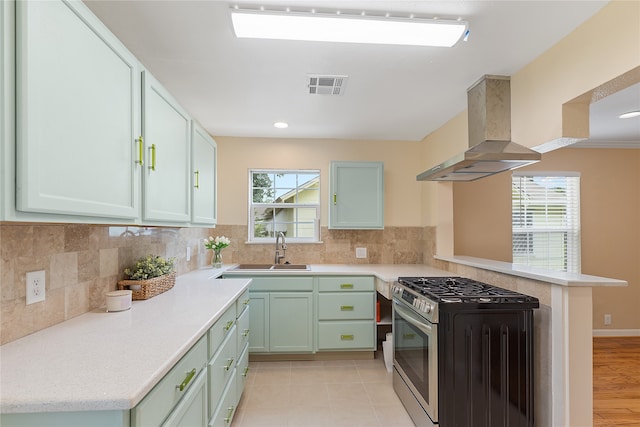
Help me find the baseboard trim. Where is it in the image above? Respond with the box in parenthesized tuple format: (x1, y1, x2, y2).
(593, 329, 640, 337)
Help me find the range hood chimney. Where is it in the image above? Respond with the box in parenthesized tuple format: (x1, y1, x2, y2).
(417, 75, 541, 182)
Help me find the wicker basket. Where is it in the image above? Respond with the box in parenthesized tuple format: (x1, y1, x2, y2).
(117, 272, 176, 300)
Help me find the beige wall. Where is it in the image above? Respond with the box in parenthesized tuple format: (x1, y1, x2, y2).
(215, 137, 424, 227)
(452, 148, 640, 329)
(511, 1, 640, 149)
(420, 0, 640, 330)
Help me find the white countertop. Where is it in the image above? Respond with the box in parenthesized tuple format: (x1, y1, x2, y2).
(436, 255, 628, 287)
(222, 263, 453, 282)
(0, 270, 251, 414)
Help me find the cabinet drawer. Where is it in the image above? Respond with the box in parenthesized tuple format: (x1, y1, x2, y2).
(236, 289, 250, 316)
(236, 305, 250, 352)
(132, 336, 207, 427)
(208, 326, 237, 416)
(161, 369, 207, 427)
(318, 276, 374, 292)
(209, 368, 237, 427)
(318, 321, 375, 350)
(208, 306, 236, 358)
(248, 276, 313, 292)
(318, 293, 374, 320)
(236, 344, 249, 403)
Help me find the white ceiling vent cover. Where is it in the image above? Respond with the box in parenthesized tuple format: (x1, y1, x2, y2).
(307, 75, 348, 95)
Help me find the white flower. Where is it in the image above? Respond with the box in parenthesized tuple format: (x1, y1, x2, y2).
(204, 236, 231, 251)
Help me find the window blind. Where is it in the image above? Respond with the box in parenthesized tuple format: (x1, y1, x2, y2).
(512, 172, 581, 273)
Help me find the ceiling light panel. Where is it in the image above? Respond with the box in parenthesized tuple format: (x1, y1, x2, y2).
(231, 9, 468, 47)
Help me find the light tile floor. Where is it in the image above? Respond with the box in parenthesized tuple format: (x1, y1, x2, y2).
(231, 352, 416, 427)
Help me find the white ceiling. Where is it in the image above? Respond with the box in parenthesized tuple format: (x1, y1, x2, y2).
(84, 0, 639, 145)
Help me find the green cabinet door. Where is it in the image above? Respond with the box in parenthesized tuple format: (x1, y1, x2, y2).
(0, 0, 12, 221)
(269, 292, 313, 352)
(329, 161, 384, 229)
(142, 70, 191, 223)
(191, 122, 217, 225)
(16, 0, 141, 220)
(248, 292, 269, 353)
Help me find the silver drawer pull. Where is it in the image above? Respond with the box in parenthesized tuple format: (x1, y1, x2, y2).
(242, 329, 250, 337)
(224, 320, 234, 331)
(242, 367, 250, 377)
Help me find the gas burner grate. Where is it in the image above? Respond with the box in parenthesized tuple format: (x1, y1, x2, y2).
(397, 276, 538, 305)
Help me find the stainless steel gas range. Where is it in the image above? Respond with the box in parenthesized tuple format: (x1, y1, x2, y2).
(391, 277, 539, 427)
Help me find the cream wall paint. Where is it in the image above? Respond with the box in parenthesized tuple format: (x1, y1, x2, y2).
(418, 111, 467, 229)
(421, 0, 640, 268)
(453, 148, 640, 330)
(511, 1, 640, 149)
(214, 137, 424, 228)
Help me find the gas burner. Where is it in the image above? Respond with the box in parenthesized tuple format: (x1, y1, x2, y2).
(397, 276, 539, 309)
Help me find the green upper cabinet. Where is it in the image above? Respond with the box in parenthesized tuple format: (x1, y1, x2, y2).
(15, 0, 141, 220)
(329, 161, 384, 229)
(191, 122, 217, 226)
(142, 70, 191, 224)
(0, 0, 12, 221)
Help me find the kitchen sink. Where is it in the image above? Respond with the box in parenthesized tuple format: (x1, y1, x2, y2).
(271, 264, 309, 270)
(230, 263, 310, 271)
(232, 264, 273, 270)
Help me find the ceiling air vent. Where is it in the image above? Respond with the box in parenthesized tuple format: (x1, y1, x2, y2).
(307, 74, 348, 95)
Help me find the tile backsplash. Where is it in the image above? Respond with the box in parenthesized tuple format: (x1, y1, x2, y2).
(0, 223, 433, 344)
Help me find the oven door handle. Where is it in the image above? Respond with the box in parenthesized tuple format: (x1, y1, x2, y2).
(393, 300, 433, 335)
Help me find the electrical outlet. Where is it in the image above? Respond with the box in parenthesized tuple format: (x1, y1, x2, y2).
(26, 270, 46, 305)
(186, 246, 191, 262)
(356, 247, 367, 259)
(604, 314, 612, 325)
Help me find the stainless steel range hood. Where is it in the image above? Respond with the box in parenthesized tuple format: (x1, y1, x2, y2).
(417, 75, 541, 182)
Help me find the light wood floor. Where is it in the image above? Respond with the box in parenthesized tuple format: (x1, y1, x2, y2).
(593, 336, 640, 427)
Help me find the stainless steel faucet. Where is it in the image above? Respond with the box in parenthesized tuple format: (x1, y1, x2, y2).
(274, 231, 287, 264)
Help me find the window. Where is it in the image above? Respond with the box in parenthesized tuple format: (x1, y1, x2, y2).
(512, 172, 581, 273)
(249, 170, 320, 242)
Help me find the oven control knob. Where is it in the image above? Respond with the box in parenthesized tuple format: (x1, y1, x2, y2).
(424, 303, 432, 314)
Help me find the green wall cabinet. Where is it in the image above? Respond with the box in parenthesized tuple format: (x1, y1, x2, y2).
(191, 122, 217, 226)
(142, 70, 191, 224)
(15, 0, 141, 220)
(4, 0, 217, 226)
(329, 161, 384, 229)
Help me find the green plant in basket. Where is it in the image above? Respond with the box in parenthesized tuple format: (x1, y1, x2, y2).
(124, 255, 176, 280)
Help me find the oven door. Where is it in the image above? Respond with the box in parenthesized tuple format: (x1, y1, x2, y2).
(393, 299, 438, 423)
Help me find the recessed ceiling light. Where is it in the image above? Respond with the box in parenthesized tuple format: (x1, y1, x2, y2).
(619, 110, 640, 119)
(274, 122, 289, 129)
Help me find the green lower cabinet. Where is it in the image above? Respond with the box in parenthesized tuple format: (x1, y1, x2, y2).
(0, 411, 130, 427)
(236, 344, 250, 403)
(269, 292, 313, 352)
(209, 368, 237, 427)
(317, 276, 376, 351)
(132, 336, 208, 426)
(248, 292, 269, 352)
(318, 321, 375, 350)
(242, 276, 315, 354)
(162, 370, 208, 427)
